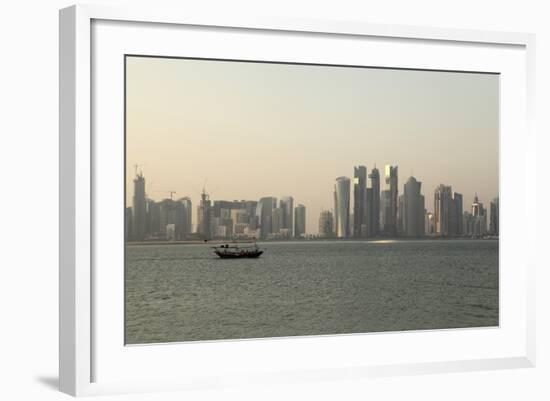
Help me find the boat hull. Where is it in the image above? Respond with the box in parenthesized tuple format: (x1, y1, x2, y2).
(214, 250, 264, 259)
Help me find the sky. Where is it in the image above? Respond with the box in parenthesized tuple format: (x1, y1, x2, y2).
(125, 56, 499, 234)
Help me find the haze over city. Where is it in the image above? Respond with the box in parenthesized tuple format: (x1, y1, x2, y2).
(125, 56, 499, 235)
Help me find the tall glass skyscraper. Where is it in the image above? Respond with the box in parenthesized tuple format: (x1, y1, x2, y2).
(280, 196, 294, 237)
(368, 167, 380, 235)
(197, 190, 212, 239)
(365, 188, 373, 237)
(334, 176, 351, 238)
(384, 165, 398, 235)
(178, 197, 193, 239)
(294, 204, 306, 238)
(353, 166, 367, 238)
(471, 194, 487, 236)
(434, 184, 453, 237)
(403, 176, 424, 237)
(272, 207, 284, 234)
(256, 197, 277, 239)
(318, 210, 334, 238)
(132, 172, 147, 241)
(453, 193, 463, 236)
(380, 189, 390, 231)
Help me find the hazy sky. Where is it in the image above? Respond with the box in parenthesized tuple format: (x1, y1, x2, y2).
(126, 56, 499, 234)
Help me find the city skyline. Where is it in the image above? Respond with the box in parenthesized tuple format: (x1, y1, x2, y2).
(126, 165, 498, 240)
(126, 56, 499, 234)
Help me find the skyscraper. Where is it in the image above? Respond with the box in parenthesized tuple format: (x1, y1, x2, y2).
(294, 204, 306, 238)
(463, 211, 474, 237)
(353, 165, 367, 238)
(368, 167, 380, 235)
(257, 197, 277, 239)
(398, 194, 405, 234)
(384, 165, 398, 236)
(380, 189, 391, 232)
(280, 196, 294, 236)
(146, 198, 160, 237)
(403, 176, 424, 237)
(318, 210, 334, 238)
(471, 193, 484, 217)
(197, 190, 212, 239)
(179, 197, 192, 238)
(425, 211, 435, 235)
(420, 195, 426, 234)
(471, 194, 487, 236)
(365, 188, 373, 237)
(132, 171, 147, 241)
(334, 176, 351, 238)
(159, 198, 178, 239)
(434, 184, 453, 237)
(272, 207, 284, 234)
(243, 200, 258, 230)
(453, 193, 463, 236)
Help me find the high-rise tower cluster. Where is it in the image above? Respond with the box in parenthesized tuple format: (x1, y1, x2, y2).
(333, 164, 400, 239)
(326, 165, 496, 239)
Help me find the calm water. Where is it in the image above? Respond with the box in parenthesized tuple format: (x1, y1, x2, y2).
(125, 240, 498, 344)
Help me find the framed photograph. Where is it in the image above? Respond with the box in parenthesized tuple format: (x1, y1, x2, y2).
(59, 4, 536, 397)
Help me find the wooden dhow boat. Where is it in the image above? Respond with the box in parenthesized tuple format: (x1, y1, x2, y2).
(212, 243, 264, 259)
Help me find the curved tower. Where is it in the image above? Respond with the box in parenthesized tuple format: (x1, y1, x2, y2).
(334, 176, 351, 238)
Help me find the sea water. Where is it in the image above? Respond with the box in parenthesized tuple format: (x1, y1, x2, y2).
(125, 240, 498, 344)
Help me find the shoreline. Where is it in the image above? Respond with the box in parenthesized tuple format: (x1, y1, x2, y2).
(126, 237, 498, 246)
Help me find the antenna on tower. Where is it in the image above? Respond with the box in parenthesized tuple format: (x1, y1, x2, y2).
(133, 163, 146, 177)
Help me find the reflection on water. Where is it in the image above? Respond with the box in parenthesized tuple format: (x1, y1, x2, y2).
(125, 240, 498, 344)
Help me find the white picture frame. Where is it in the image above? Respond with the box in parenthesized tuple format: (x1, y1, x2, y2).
(59, 4, 536, 397)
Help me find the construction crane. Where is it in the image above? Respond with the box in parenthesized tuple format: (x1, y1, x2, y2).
(155, 190, 177, 200)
